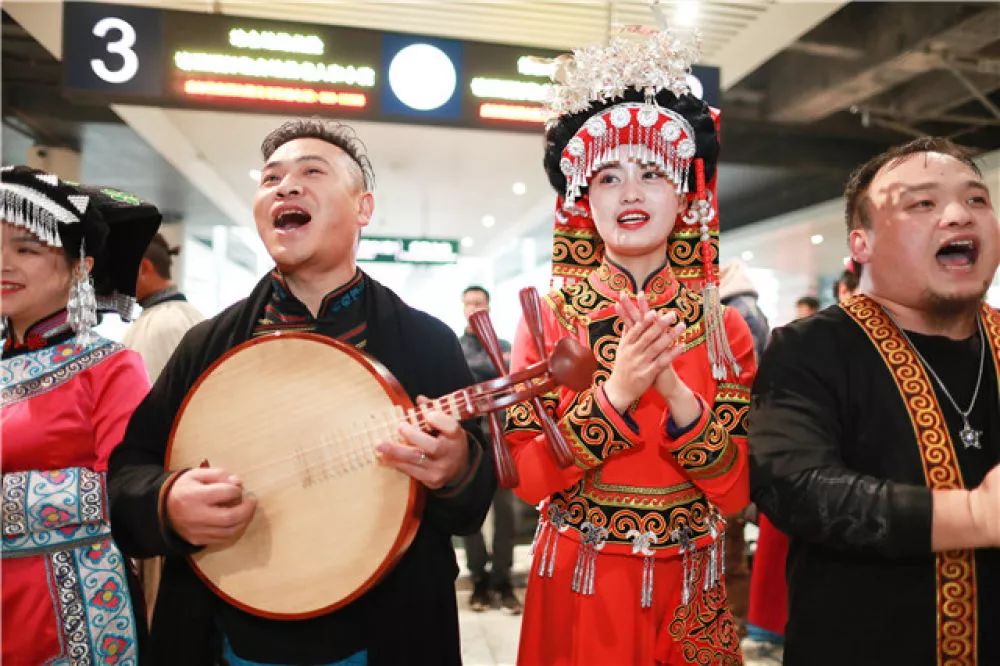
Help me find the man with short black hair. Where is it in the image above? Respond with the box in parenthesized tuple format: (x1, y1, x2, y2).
(109, 119, 495, 665)
(124, 233, 204, 383)
(750, 136, 1000, 665)
(794, 296, 819, 320)
(458, 285, 521, 614)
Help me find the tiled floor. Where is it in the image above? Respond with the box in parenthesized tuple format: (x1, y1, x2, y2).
(456, 544, 530, 666)
(459, 602, 522, 666)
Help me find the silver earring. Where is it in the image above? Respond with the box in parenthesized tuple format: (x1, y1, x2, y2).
(67, 242, 98, 347)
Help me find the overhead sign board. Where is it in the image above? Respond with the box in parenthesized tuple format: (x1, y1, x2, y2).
(357, 236, 460, 264)
(63, 2, 720, 131)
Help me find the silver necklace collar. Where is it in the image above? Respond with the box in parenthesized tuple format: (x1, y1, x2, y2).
(883, 308, 986, 450)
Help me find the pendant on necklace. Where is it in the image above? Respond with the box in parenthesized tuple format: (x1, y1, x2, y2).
(959, 421, 982, 449)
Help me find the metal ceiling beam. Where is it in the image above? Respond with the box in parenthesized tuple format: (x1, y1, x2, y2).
(721, 120, 890, 173)
(721, 174, 846, 231)
(874, 69, 1000, 122)
(944, 65, 1000, 120)
(712, 1, 845, 89)
(767, 4, 999, 123)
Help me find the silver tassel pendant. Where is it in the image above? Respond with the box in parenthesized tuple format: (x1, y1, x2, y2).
(530, 501, 546, 558)
(704, 521, 719, 591)
(702, 283, 741, 380)
(539, 504, 570, 578)
(717, 514, 727, 580)
(67, 242, 98, 348)
(628, 529, 657, 609)
(671, 525, 694, 605)
(572, 522, 608, 596)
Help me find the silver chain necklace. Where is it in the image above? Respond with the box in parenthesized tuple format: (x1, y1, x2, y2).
(884, 308, 986, 450)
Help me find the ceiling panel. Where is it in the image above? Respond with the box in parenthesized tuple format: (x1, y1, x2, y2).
(107, 0, 795, 69)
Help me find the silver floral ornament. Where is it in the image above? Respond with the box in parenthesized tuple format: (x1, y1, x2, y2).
(609, 106, 631, 128)
(660, 121, 681, 142)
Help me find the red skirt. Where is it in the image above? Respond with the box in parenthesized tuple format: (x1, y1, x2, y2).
(2, 557, 63, 665)
(517, 530, 742, 665)
(746, 514, 789, 635)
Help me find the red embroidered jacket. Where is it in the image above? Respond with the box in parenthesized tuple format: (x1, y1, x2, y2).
(506, 259, 756, 556)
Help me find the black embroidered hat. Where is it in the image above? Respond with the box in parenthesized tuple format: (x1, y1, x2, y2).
(0, 165, 162, 319)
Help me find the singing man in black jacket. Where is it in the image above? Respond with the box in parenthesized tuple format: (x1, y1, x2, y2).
(108, 119, 495, 665)
(749, 137, 1000, 665)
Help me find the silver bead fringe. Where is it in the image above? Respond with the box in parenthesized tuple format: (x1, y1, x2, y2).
(571, 521, 608, 596)
(533, 503, 571, 578)
(67, 242, 98, 347)
(628, 529, 658, 609)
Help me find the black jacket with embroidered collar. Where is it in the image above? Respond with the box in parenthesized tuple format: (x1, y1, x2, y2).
(108, 271, 494, 665)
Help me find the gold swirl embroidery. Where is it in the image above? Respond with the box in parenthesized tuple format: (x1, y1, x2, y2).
(547, 488, 716, 548)
(645, 272, 670, 298)
(843, 295, 977, 666)
(566, 282, 604, 314)
(667, 549, 742, 665)
(714, 401, 749, 439)
(553, 231, 602, 268)
(506, 397, 554, 434)
(561, 389, 632, 468)
(673, 418, 736, 480)
(669, 239, 697, 267)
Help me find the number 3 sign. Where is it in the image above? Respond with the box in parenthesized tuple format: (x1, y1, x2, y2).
(63, 2, 164, 98)
(90, 17, 140, 84)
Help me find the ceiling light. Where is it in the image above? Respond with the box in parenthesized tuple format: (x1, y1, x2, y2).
(675, 1, 699, 27)
(461, 236, 474, 248)
(811, 234, 824, 245)
(481, 215, 496, 228)
(248, 169, 261, 181)
(741, 250, 753, 261)
(512, 182, 527, 196)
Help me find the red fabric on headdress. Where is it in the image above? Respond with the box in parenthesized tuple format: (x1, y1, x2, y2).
(551, 104, 722, 300)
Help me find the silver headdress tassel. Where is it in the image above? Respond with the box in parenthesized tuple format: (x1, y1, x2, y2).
(686, 159, 740, 380)
(67, 240, 98, 347)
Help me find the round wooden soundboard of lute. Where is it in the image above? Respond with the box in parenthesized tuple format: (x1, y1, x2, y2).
(166, 333, 422, 619)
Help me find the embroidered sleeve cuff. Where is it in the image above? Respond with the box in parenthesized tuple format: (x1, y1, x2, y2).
(2, 467, 107, 537)
(557, 386, 641, 470)
(662, 397, 739, 480)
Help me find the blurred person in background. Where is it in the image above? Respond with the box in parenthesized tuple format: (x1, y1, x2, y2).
(124, 233, 204, 383)
(740, 294, 822, 664)
(459, 285, 522, 614)
(719, 258, 771, 634)
(122, 232, 204, 623)
(794, 296, 819, 320)
(832, 260, 862, 303)
(1, 166, 160, 664)
(720, 259, 770, 361)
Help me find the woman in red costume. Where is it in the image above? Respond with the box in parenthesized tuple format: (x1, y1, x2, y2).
(2, 166, 160, 665)
(506, 29, 756, 665)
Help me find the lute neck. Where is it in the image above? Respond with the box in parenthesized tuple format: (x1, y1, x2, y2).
(403, 389, 479, 430)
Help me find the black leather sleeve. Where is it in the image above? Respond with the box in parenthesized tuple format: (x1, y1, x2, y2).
(749, 317, 933, 559)
(751, 466, 932, 557)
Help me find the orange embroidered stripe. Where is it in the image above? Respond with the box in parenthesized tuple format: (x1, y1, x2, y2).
(843, 295, 978, 666)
